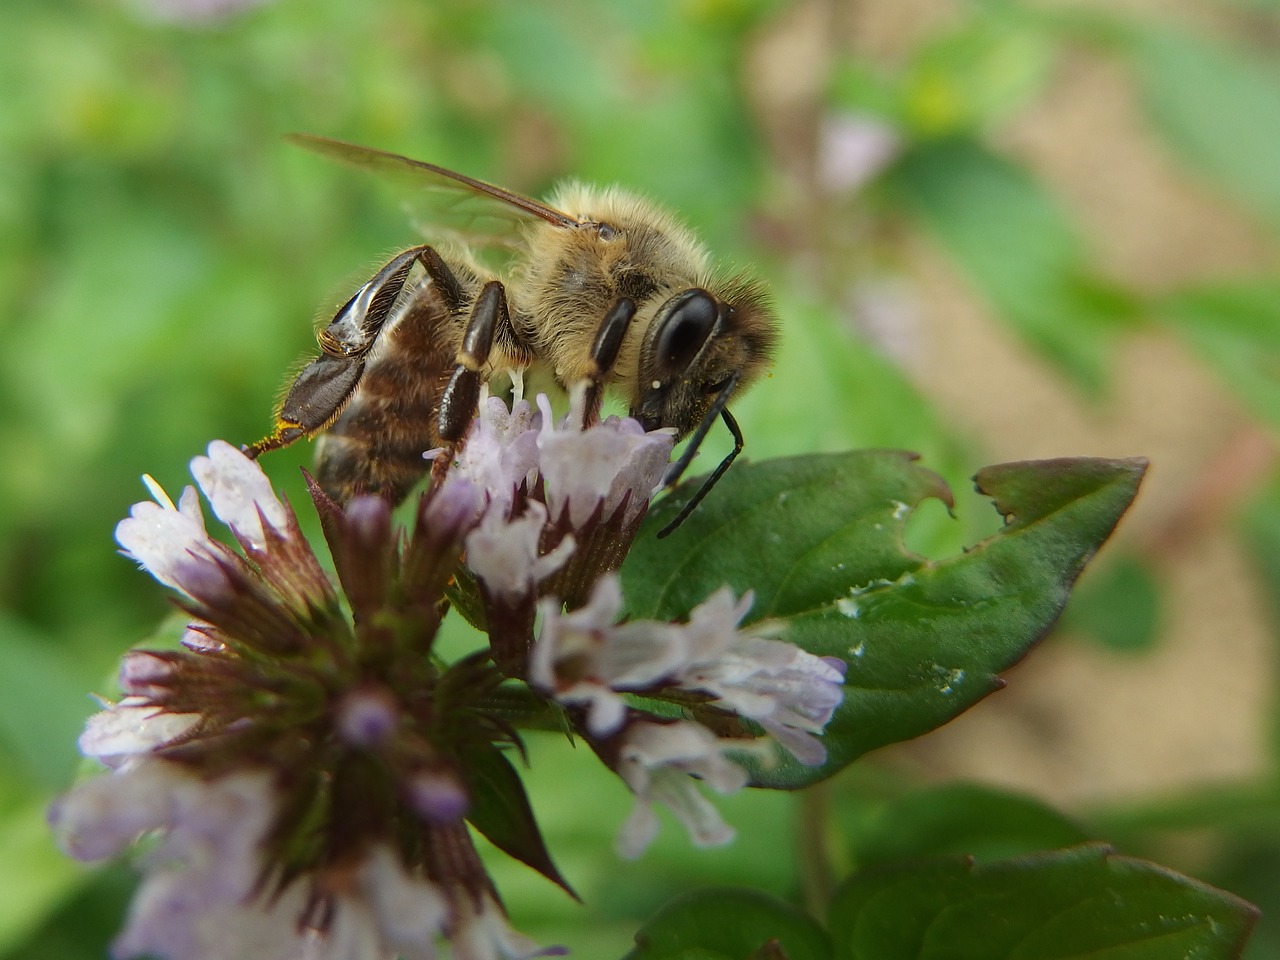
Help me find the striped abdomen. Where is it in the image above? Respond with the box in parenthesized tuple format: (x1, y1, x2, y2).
(315, 282, 461, 504)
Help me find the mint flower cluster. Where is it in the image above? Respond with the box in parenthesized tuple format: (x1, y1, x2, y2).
(50, 394, 844, 960)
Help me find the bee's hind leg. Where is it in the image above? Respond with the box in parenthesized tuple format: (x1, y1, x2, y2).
(577, 297, 637, 427)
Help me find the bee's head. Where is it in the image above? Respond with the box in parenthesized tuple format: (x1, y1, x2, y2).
(632, 277, 777, 437)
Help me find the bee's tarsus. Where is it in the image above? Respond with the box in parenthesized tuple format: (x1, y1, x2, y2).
(243, 422, 305, 460)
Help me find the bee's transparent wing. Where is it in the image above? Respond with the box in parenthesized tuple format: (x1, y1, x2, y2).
(289, 134, 580, 249)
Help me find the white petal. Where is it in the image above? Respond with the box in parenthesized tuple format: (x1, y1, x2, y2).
(191, 440, 289, 549)
(584, 694, 628, 738)
(450, 893, 548, 960)
(452, 396, 540, 510)
(613, 721, 747, 857)
(50, 759, 184, 861)
(536, 395, 673, 527)
(78, 700, 198, 764)
(532, 576, 674, 737)
(176, 484, 205, 525)
(306, 898, 381, 960)
(115, 499, 218, 594)
(466, 502, 569, 600)
(646, 767, 736, 848)
(615, 800, 660, 860)
(114, 868, 307, 960)
(359, 846, 446, 960)
(758, 718, 828, 766)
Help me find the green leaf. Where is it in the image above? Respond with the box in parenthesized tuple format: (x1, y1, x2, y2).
(1241, 473, 1280, 763)
(829, 843, 1258, 960)
(885, 138, 1140, 391)
(1059, 553, 1161, 653)
(899, 13, 1057, 134)
(464, 745, 575, 899)
(1242, 474, 1280, 633)
(626, 453, 1145, 787)
(727, 295, 979, 560)
(0, 789, 89, 954)
(849, 783, 1089, 868)
(1128, 26, 1280, 232)
(624, 888, 833, 960)
(1156, 280, 1280, 430)
(630, 452, 953, 620)
(0, 615, 98, 789)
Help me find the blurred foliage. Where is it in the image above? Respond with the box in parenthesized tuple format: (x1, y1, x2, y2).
(3, 0, 1280, 956)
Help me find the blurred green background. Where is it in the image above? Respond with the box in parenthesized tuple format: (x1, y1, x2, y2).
(3, 0, 1280, 956)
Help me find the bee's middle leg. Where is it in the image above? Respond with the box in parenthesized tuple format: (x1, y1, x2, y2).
(438, 280, 510, 442)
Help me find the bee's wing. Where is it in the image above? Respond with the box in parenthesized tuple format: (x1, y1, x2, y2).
(289, 134, 581, 248)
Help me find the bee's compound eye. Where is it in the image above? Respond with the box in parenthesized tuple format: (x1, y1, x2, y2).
(655, 289, 718, 376)
(595, 222, 618, 240)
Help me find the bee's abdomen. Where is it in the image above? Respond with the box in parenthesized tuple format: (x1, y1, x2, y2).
(315, 284, 460, 505)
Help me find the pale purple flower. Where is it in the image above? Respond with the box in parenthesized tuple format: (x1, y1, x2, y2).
(817, 111, 901, 195)
(532, 576, 845, 763)
(614, 721, 754, 859)
(114, 477, 229, 599)
(52, 727, 520, 960)
(56, 436, 552, 960)
(466, 501, 575, 601)
(451, 395, 541, 512)
(49, 758, 192, 862)
(52, 763, 288, 959)
(115, 440, 328, 613)
(535, 394, 674, 528)
(106, 771, 287, 960)
(77, 698, 198, 769)
(408, 769, 470, 824)
(449, 891, 566, 960)
(532, 574, 842, 854)
(530, 576, 687, 736)
(671, 589, 846, 767)
(59, 366, 812, 953)
(335, 686, 399, 747)
(189, 440, 289, 550)
(126, 0, 276, 26)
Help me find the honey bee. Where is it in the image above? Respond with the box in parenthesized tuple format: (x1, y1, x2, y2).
(248, 135, 778, 533)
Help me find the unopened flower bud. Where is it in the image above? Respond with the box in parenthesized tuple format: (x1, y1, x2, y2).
(171, 552, 235, 603)
(345, 495, 391, 547)
(336, 687, 399, 748)
(117, 652, 173, 699)
(408, 769, 469, 824)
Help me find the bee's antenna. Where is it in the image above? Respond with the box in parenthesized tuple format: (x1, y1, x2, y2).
(656, 371, 743, 539)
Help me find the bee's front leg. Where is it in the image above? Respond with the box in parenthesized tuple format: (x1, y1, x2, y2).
(578, 297, 637, 427)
